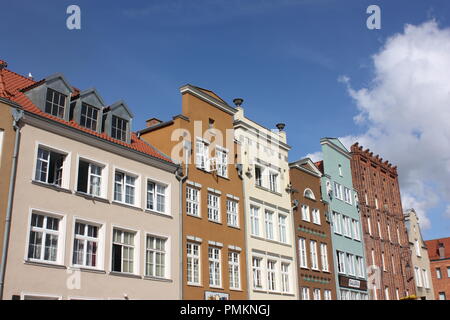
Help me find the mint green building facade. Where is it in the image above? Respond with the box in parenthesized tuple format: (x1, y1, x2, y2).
(319, 138, 369, 300)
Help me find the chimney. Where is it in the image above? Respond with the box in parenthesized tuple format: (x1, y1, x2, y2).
(276, 123, 286, 132)
(438, 242, 445, 259)
(146, 118, 162, 127)
(233, 98, 244, 107)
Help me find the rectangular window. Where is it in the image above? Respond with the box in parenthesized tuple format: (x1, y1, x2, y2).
(378, 221, 382, 239)
(415, 239, 421, 257)
(312, 209, 321, 225)
(310, 240, 319, 270)
(396, 226, 401, 244)
(320, 243, 329, 272)
(186, 187, 200, 217)
(439, 292, 446, 300)
(112, 229, 135, 274)
(371, 249, 376, 266)
(334, 182, 341, 200)
(255, 166, 262, 187)
(415, 267, 423, 287)
(267, 260, 276, 291)
(324, 290, 332, 300)
(337, 251, 346, 274)
(299, 238, 308, 268)
(35, 147, 65, 186)
(301, 287, 310, 300)
(72, 221, 99, 267)
(391, 255, 396, 274)
(264, 210, 274, 240)
(226, 199, 239, 228)
(313, 288, 321, 300)
(447, 267, 450, 278)
(114, 171, 136, 205)
(269, 171, 278, 193)
(278, 214, 287, 243)
(355, 256, 362, 277)
(344, 187, 352, 204)
(80, 103, 99, 131)
(387, 224, 392, 242)
(367, 217, 372, 236)
(77, 160, 102, 197)
(301, 205, 310, 222)
(352, 219, 361, 240)
(436, 268, 442, 279)
(382, 253, 386, 271)
(385, 287, 390, 300)
(208, 247, 221, 287)
(281, 263, 290, 293)
(195, 139, 209, 171)
(207, 193, 220, 223)
(250, 206, 260, 236)
(332, 212, 342, 234)
(228, 252, 240, 289)
(396, 288, 400, 300)
(146, 236, 166, 278)
(45, 88, 66, 119)
(422, 269, 429, 289)
(187, 242, 200, 285)
(147, 181, 167, 213)
(252, 257, 263, 289)
(111, 115, 128, 142)
(347, 253, 355, 275)
(27, 213, 60, 263)
(216, 148, 228, 178)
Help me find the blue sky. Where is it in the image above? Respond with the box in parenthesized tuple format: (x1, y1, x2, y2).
(2, 0, 450, 240)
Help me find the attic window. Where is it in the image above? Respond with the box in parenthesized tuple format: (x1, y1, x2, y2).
(80, 103, 99, 131)
(111, 115, 128, 142)
(45, 88, 66, 119)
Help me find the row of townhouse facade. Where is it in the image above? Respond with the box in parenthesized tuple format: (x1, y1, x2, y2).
(0, 59, 437, 300)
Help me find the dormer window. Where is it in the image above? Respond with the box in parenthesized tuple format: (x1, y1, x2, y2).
(45, 88, 66, 119)
(80, 103, 99, 131)
(111, 115, 128, 142)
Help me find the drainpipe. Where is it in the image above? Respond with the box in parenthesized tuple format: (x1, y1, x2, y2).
(0, 108, 23, 300)
(175, 142, 189, 300)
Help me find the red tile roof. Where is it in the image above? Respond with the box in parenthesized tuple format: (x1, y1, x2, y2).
(315, 160, 324, 174)
(425, 237, 450, 260)
(0, 63, 173, 164)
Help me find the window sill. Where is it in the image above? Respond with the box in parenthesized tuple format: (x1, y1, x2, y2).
(144, 276, 173, 283)
(227, 224, 240, 230)
(145, 209, 173, 219)
(252, 288, 266, 294)
(75, 191, 110, 203)
(70, 266, 106, 274)
(209, 286, 224, 290)
(186, 213, 202, 220)
(230, 288, 243, 292)
(255, 185, 283, 197)
(208, 219, 222, 225)
(109, 271, 142, 279)
(24, 259, 66, 269)
(250, 235, 292, 247)
(111, 201, 142, 212)
(31, 180, 71, 193)
(187, 283, 203, 287)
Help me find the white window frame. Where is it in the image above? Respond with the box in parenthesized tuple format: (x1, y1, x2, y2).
(313, 288, 321, 300)
(145, 234, 169, 279)
(207, 192, 221, 223)
(312, 209, 321, 225)
(281, 262, 290, 294)
(113, 169, 139, 207)
(310, 240, 319, 270)
(111, 227, 138, 275)
(146, 179, 169, 215)
(71, 219, 103, 270)
(226, 199, 239, 228)
(76, 156, 108, 198)
(186, 186, 200, 217)
(332, 211, 342, 234)
(299, 238, 308, 269)
(228, 251, 240, 290)
(195, 138, 209, 171)
(250, 205, 260, 236)
(301, 287, 310, 300)
(415, 239, 421, 257)
(33, 143, 71, 189)
(216, 146, 228, 178)
(208, 246, 221, 288)
(267, 260, 277, 292)
(278, 213, 288, 244)
(252, 256, 263, 290)
(320, 243, 329, 272)
(264, 210, 274, 240)
(301, 205, 311, 222)
(324, 290, 332, 300)
(268, 170, 279, 193)
(187, 242, 201, 285)
(344, 187, 352, 205)
(337, 251, 346, 274)
(352, 219, 361, 241)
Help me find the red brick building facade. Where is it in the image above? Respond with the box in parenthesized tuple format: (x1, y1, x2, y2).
(350, 143, 416, 300)
(425, 237, 450, 300)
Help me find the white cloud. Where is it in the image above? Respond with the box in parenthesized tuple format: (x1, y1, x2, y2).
(340, 20, 450, 230)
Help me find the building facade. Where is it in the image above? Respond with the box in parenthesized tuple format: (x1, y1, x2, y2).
(139, 85, 247, 300)
(350, 143, 416, 300)
(0, 62, 181, 300)
(318, 138, 368, 300)
(404, 209, 435, 300)
(234, 106, 298, 300)
(289, 158, 336, 300)
(425, 237, 450, 300)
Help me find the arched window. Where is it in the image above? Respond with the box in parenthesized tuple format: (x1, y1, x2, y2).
(304, 188, 316, 200)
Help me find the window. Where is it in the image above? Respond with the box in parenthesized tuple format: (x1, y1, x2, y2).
(381, 253, 386, 271)
(27, 213, 61, 263)
(186, 187, 200, 217)
(250, 206, 260, 236)
(145, 236, 166, 278)
(391, 255, 396, 274)
(310, 241, 319, 270)
(227, 199, 239, 228)
(355, 256, 362, 277)
(147, 181, 167, 213)
(264, 210, 274, 240)
(324, 290, 332, 300)
(45, 88, 66, 119)
(414, 239, 421, 257)
(422, 269, 429, 289)
(114, 171, 136, 205)
(255, 166, 262, 187)
(301, 205, 310, 222)
(439, 292, 446, 300)
(301, 287, 310, 300)
(364, 193, 368, 205)
(337, 251, 346, 274)
(111, 115, 128, 142)
(344, 187, 352, 204)
(352, 219, 360, 240)
(396, 226, 401, 244)
(313, 288, 321, 300)
(228, 252, 240, 289)
(269, 171, 278, 193)
(347, 253, 355, 275)
(414, 267, 422, 287)
(375, 197, 379, 209)
(252, 257, 263, 289)
(367, 217, 372, 235)
(207, 193, 220, 223)
(216, 148, 228, 178)
(281, 263, 290, 293)
(371, 249, 376, 266)
(267, 260, 276, 291)
(447, 267, 450, 278)
(208, 247, 221, 287)
(72, 222, 99, 267)
(396, 288, 400, 300)
(298, 238, 308, 268)
(187, 242, 200, 285)
(112, 229, 135, 274)
(278, 214, 287, 243)
(387, 224, 392, 242)
(332, 212, 342, 234)
(377, 221, 382, 239)
(312, 209, 321, 225)
(338, 164, 343, 176)
(77, 160, 102, 197)
(334, 182, 342, 200)
(35, 147, 66, 187)
(196, 139, 209, 170)
(320, 243, 329, 272)
(304, 189, 315, 200)
(343, 216, 352, 238)
(436, 268, 442, 279)
(384, 287, 390, 300)
(80, 103, 99, 131)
